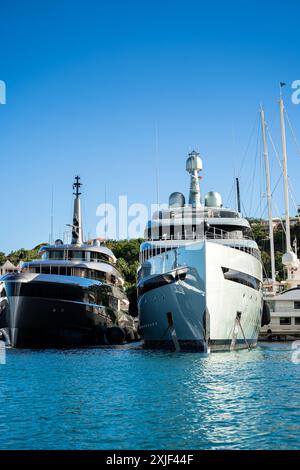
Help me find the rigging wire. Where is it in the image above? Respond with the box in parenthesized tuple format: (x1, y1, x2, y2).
(285, 108, 300, 157)
(82, 193, 88, 242)
(266, 122, 300, 223)
(284, 107, 300, 220)
(236, 112, 260, 177)
(225, 113, 259, 209)
(225, 178, 236, 209)
(247, 116, 261, 216)
(251, 172, 283, 220)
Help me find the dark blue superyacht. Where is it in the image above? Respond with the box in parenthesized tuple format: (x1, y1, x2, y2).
(0, 177, 138, 348)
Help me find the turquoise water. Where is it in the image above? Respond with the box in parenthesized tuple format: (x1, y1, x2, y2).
(0, 343, 299, 450)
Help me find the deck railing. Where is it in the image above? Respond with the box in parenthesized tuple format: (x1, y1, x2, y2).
(22, 257, 116, 268)
(141, 227, 260, 263)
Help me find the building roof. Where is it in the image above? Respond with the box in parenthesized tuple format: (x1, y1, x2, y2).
(0, 260, 17, 270)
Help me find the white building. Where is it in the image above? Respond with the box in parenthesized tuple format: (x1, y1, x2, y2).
(261, 288, 300, 339)
(0, 260, 19, 276)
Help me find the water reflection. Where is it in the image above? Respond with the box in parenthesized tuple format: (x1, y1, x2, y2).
(0, 343, 299, 449)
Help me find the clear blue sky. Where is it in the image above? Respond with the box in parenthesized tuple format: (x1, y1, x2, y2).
(1, 0, 300, 253)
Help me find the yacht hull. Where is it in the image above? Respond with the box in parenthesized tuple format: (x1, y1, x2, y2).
(138, 241, 263, 352)
(0, 296, 108, 347)
(139, 280, 207, 351)
(0, 273, 134, 348)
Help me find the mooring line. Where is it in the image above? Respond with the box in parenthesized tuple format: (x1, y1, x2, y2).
(236, 316, 251, 351)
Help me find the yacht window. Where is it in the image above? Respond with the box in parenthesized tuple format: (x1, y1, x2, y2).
(72, 268, 88, 278)
(21, 266, 34, 273)
(219, 210, 239, 218)
(41, 266, 51, 274)
(48, 251, 64, 260)
(222, 267, 261, 290)
(87, 269, 106, 281)
(294, 301, 300, 309)
(59, 267, 71, 276)
(70, 251, 84, 260)
(280, 317, 291, 325)
(50, 267, 59, 275)
(90, 252, 110, 263)
(96, 271, 106, 281)
(295, 318, 300, 325)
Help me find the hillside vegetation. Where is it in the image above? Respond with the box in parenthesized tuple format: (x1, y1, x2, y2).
(1, 220, 299, 287)
(249, 218, 300, 280)
(0, 239, 142, 295)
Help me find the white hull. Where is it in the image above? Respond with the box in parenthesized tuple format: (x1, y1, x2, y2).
(138, 240, 263, 351)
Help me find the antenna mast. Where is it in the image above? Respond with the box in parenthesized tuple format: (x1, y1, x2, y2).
(69, 175, 83, 245)
(279, 83, 291, 253)
(73, 175, 82, 198)
(235, 177, 241, 213)
(260, 107, 276, 283)
(186, 150, 202, 208)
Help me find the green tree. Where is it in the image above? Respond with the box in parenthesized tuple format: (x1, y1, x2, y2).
(249, 220, 286, 282)
(0, 252, 6, 265)
(249, 220, 267, 247)
(261, 251, 271, 279)
(275, 251, 284, 281)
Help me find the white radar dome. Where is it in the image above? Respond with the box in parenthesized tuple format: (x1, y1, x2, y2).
(186, 150, 203, 174)
(282, 251, 299, 268)
(204, 191, 223, 208)
(169, 192, 186, 208)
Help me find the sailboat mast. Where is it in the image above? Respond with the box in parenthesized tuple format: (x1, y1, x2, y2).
(279, 90, 291, 252)
(260, 107, 276, 283)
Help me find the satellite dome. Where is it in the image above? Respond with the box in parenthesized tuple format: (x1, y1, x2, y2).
(205, 191, 222, 208)
(54, 239, 63, 245)
(186, 150, 203, 174)
(282, 251, 298, 268)
(169, 192, 186, 208)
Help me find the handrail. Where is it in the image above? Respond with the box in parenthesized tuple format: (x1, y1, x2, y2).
(140, 226, 260, 264)
(20, 264, 124, 286)
(22, 257, 116, 267)
(145, 225, 252, 242)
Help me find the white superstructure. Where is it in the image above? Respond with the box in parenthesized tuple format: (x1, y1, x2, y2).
(261, 288, 300, 340)
(138, 151, 265, 352)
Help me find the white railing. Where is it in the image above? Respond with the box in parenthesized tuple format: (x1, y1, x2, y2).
(145, 226, 251, 242)
(141, 227, 260, 264)
(25, 257, 115, 267)
(20, 265, 123, 286)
